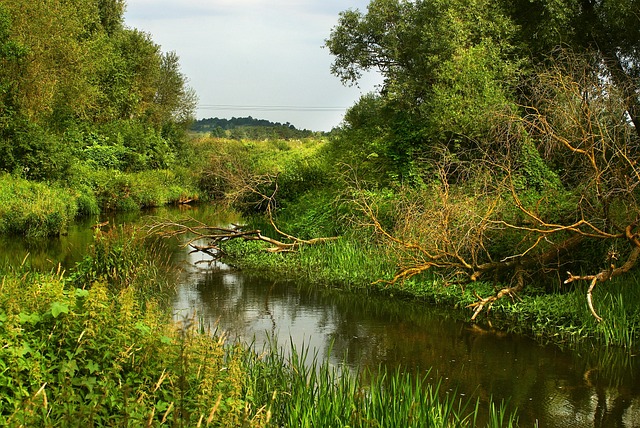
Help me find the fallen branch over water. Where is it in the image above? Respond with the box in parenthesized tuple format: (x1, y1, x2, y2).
(146, 216, 338, 256)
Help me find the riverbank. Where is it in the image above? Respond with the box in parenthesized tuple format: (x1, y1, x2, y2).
(220, 233, 640, 352)
(0, 167, 199, 239)
(0, 226, 517, 426)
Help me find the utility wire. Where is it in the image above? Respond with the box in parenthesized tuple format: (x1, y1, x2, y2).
(197, 104, 349, 112)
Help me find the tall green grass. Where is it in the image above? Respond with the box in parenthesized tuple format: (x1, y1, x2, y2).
(0, 174, 77, 239)
(221, 236, 397, 290)
(244, 340, 519, 428)
(67, 164, 200, 212)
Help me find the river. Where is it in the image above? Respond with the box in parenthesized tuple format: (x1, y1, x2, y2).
(2, 205, 640, 427)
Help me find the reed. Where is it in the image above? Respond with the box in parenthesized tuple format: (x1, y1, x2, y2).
(243, 340, 519, 428)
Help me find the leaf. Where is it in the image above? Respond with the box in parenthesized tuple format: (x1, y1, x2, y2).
(18, 312, 41, 325)
(86, 360, 100, 374)
(75, 288, 89, 298)
(51, 301, 69, 318)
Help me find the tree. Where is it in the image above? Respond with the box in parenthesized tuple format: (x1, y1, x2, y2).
(152, 51, 197, 127)
(98, 0, 126, 35)
(0, 4, 26, 120)
(326, 0, 519, 184)
(0, 0, 197, 178)
(508, 0, 640, 137)
(328, 0, 640, 318)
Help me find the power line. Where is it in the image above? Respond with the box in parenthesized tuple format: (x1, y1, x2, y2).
(197, 104, 349, 112)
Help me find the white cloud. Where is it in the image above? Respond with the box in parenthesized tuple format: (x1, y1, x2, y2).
(124, 0, 380, 131)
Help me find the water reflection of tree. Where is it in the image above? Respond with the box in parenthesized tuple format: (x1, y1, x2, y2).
(176, 266, 640, 427)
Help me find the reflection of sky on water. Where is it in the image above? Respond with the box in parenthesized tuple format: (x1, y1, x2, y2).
(172, 246, 345, 364)
(171, 239, 640, 428)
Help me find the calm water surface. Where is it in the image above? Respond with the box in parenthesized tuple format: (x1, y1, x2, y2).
(3, 205, 640, 427)
(172, 251, 640, 427)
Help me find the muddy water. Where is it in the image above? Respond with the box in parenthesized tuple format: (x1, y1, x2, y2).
(3, 205, 640, 427)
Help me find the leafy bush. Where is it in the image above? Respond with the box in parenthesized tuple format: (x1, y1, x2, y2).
(0, 117, 73, 181)
(83, 168, 198, 211)
(0, 269, 257, 426)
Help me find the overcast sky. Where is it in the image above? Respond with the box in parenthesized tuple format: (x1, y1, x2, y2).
(123, 0, 382, 131)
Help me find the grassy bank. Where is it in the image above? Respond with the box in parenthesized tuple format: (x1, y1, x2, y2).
(0, 227, 517, 427)
(220, 233, 640, 352)
(0, 174, 78, 239)
(0, 165, 199, 239)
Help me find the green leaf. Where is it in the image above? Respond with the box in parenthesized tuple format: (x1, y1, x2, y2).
(75, 288, 89, 298)
(51, 301, 69, 318)
(18, 312, 41, 325)
(86, 360, 100, 374)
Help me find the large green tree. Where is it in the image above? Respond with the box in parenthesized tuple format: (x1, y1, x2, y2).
(327, 0, 640, 172)
(327, 0, 640, 318)
(326, 0, 519, 183)
(0, 0, 197, 178)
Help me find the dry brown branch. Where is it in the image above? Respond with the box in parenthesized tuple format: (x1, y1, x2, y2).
(147, 215, 337, 255)
(354, 51, 640, 320)
(563, 224, 640, 321)
(467, 267, 526, 320)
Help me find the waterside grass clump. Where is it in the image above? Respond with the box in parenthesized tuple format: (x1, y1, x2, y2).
(244, 342, 519, 428)
(0, 174, 77, 239)
(0, 164, 200, 239)
(0, 228, 518, 427)
(66, 164, 200, 213)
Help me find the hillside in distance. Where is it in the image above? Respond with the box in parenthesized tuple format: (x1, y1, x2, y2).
(191, 116, 322, 140)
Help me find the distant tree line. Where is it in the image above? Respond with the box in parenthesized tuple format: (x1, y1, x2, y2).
(191, 117, 321, 140)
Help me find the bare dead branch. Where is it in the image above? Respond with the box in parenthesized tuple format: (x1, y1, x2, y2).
(147, 215, 337, 256)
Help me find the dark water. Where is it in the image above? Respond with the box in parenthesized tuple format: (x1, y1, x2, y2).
(172, 254, 640, 427)
(3, 205, 640, 427)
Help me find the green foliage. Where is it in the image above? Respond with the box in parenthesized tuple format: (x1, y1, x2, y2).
(244, 342, 518, 427)
(0, 174, 77, 239)
(65, 165, 199, 212)
(0, 270, 257, 426)
(0, 117, 73, 181)
(0, 0, 196, 182)
(326, 0, 520, 183)
(193, 136, 330, 206)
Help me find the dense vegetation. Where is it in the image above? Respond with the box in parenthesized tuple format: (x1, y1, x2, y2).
(192, 116, 319, 140)
(0, 0, 200, 238)
(0, 227, 516, 426)
(2, 0, 640, 425)
(321, 0, 640, 323)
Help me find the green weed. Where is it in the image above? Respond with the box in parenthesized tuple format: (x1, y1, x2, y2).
(0, 174, 77, 239)
(243, 340, 519, 427)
